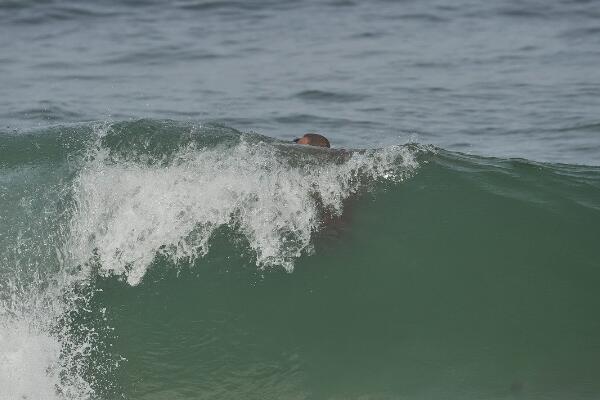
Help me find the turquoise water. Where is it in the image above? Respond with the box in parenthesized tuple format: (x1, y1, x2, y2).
(1, 121, 599, 399)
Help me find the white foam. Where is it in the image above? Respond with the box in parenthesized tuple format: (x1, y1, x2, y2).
(0, 318, 61, 400)
(0, 284, 94, 400)
(0, 124, 419, 398)
(67, 135, 418, 286)
(0, 191, 96, 399)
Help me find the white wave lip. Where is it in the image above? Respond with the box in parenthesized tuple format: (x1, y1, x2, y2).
(68, 136, 418, 286)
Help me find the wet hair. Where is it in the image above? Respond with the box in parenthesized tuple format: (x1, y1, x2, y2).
(292, 133, 331, 148)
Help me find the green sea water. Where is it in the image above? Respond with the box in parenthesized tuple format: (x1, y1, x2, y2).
(1, 120, 600, 399)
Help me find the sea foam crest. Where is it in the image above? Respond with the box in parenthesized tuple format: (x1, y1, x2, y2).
(67, 127, 418, 285)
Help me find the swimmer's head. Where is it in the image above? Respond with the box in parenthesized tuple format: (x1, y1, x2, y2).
(293, 133, 331, 148)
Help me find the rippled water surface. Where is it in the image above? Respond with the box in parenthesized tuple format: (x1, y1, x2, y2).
(2, 0, 600, 163)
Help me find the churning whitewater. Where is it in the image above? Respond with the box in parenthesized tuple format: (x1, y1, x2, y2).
(68, 122, 418, 285)
(0, 120, 420, 399)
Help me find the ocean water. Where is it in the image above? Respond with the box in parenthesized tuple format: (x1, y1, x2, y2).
(1, 1, 600, 399)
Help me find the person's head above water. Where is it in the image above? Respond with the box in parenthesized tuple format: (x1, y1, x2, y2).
(293, 133, 331, 148)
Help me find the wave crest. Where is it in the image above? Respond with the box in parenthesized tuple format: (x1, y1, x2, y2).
(67, 124, 419, 285)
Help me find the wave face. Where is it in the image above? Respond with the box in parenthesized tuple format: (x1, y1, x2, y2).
(3, 0, 600, 166)
(1, 120, 600, 399)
